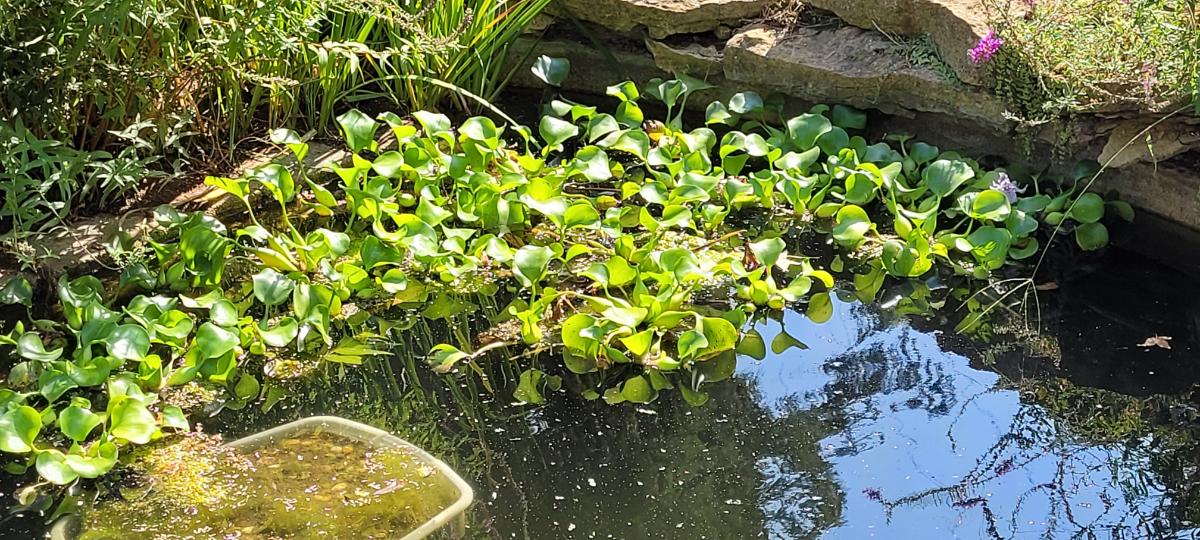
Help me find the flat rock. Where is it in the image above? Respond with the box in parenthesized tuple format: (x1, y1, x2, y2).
(721, 25, 1008, 129)
(551, 0, 771, 38)
(803, 0, 998, 85)
(1097, 117, 1200, 168)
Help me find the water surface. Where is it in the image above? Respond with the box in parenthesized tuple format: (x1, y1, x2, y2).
(4, 247, 1199, 540)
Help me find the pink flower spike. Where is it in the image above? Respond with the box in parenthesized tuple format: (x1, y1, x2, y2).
(969, 30, 1004, 65)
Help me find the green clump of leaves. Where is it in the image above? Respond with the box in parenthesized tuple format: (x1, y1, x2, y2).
(984, 0, 1198, 115)
(0, 71, 1133, 488)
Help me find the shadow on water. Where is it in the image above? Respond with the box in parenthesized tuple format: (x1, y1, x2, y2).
(6, 247, 1200, 539)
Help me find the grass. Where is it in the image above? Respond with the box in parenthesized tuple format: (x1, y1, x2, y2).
(0, 0, 550, 243)
(984, 0, 1199, 114)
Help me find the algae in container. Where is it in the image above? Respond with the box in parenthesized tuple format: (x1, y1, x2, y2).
(58, 416, 473, 540)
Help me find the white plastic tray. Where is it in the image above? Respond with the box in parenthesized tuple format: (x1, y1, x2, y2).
(53, 416, 474, 540)
(227, 416, 474, 540)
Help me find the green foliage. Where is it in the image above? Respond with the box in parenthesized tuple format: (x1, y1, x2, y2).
(984, 0, 1198, 116)
(0, 74, 1134, 487)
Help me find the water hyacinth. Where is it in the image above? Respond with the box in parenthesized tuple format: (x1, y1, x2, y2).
(991, 172, 1026, 203)
(969, 29, 1003, 65)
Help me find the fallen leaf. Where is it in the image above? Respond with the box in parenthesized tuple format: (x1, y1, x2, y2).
(1138, 335, 1172, 350)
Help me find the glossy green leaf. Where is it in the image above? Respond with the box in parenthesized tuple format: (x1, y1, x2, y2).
(336, 109, 379, 152)
(513, 245, 555, 288)
(108, 398, 156, 444)
(923, 160, 975, 197)
(531, 55, 570, 87)
(1069, 193, 1105, 224)
(1075, 222, 1110, 251)
(57, 405, 102, 442)
(194, 322, 238, 359)
(109, 325, 150, 362)
(0, 406, 41, 453)
(0, 277, 32, 307)
(17, 333, 61, 362)
(832, 205, 872, 247)
(786, 114, 832, 150)
(252, 269, 294, 306)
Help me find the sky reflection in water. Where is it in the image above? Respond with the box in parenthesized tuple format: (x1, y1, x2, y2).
(739, 299, 1181, 539)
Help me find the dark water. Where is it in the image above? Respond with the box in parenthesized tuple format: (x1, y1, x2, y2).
(5, 247, 1200, 539)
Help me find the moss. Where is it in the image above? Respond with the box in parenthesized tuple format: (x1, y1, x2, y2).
(79, 431, 459, 540)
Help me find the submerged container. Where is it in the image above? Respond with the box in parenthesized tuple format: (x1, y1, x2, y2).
(52, 416, 474, 540)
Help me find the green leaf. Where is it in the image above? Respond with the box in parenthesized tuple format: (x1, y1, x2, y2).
(160, 405, 189, 430)
(922, 160, 975, 197)
(251, 164, 296, 205)
(909, 142, 939, 165)
(531, 55, 570, 87)
(336, 109, 379, 153)
(108, 398, 157, 444)
(749, 237, 786, 269)
(0, 277, 32, 306)
(252, 269, 295, 306)
(36, 451, 78, 485)
(728, 91, 764, 114)
(816, 127, 850, 156)
(109, 325, 150, 362)
(194, 322, 238, 359)
(564, 203, 600, 229)
(677, 327, 709, 359)
(967, 226, 1013, 269)
(1106, 200, 1135, 222)
(1069, 193, 1105, 224)
(360, 236, 404, 270)
(513, 245, 555, 288)
(620, 329, 655, 357)
(969, 189, 1012, 221)
(461, 116, 500, 146)
(0, 406, 41, 453)
(832, 205, 872, 247)
(412, 110, 452, 135)
(881, 238, 932, 278)
(234, 373, 261, 400)
(787, 114, 832, 150)
(58, 405, 102, 442)
(260, 317, 298, 348)
(705, 101, 735, 125)
(698, 316, 739, 357)
(1075, 222, 1109, 251)
(378, 268, 409, 294)
(561, 313, 598, 353)
(606, 81, 640, 101)
(208, 300, 238, 327)
(17, 333, 61, 362)
(539, 116, 580, 150)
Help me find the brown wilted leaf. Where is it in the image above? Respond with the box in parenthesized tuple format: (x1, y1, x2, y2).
(1138, 335, 1172, 350)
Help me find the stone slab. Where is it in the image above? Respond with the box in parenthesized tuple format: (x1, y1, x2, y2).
(722, 25, 1009, 130)
(550, 0, 771, 38)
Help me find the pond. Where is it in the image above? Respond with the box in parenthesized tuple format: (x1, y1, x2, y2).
(8, 244, 1187, 539)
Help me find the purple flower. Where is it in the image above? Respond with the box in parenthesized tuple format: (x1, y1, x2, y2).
(990, 172, 1026, 203)
(969, 30, 1004, 65)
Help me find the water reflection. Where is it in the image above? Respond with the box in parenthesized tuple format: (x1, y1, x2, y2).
(739, 299, 1190, 538)
(18, 251, 1200, 540)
